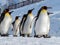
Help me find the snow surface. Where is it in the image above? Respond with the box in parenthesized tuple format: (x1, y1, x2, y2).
(0, 0, 60, 45)
(0, 37, 60, 45)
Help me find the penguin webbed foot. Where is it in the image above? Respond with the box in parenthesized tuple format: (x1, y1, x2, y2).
(34, 35, 38, 37)
(21, 34, 25, 37)
(13, 35, 17, 37)
(1, 34, 9, 37)
(43, 35, 51, 38)
(34, 35, 42, 38)
(27, 34, 31, 37)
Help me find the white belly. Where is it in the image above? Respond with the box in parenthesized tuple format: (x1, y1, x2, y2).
(0, 16, 12, 34)
(13, 19, 20, 35)
(22, 15, 34, 34)
(35, 14, 50, 36)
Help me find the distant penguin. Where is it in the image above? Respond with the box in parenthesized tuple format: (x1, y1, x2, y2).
(0, 9, 13, 36)
(34, 6, 52, 38)
(20, 9, 34, 37)
(12, 16, 20, 37)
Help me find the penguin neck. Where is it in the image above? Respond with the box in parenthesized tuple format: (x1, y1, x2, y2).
(15, 19, 20, 23)
(5, 12, 11, 17)
(41, 9, 47, 14)
(28, 13, 33, 16)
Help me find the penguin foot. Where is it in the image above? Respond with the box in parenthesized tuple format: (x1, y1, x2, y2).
(21, 34, 25, 37)
(27, 34, 31, 37)
(34, 35, 42, 38)
(13, 35, 17, 37)
(43, 35, 51, 38)
(1, 34, 9, 37)
(34, 35, 38, 37)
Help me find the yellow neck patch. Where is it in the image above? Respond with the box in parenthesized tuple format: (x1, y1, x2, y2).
(41, 9, 47, 13)
(5, 12, 11, 17)
(16, 19, 19, 23)
(29, 13, 33, 16)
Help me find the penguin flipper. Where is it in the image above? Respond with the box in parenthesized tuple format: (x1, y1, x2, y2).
(22, 15, 27, 31)
(19, 14, 27, 33)
(0, 13, 5, 24)
(12, 21, 15, 26)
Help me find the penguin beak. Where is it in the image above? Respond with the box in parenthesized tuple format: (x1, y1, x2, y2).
(18, 16, 21, 17)
(9, 11, 14, 14)
(30, 8, 34, 11)
(17, 16, 21, 18)
(17, 16, 21, 17)
(47, 7, 52, 9)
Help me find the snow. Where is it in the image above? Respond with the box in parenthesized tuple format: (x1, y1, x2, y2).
(0, 37, 60, 45)
(0, 0, 60, 45)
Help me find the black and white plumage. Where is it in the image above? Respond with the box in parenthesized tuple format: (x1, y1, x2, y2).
(0, 9, 13, 36)
(12, 16, 21, 36)
(34, 6, 52, 38)
(20, 9, 34, 37)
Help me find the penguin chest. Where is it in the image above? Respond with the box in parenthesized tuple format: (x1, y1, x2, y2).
(23, 15, 34, 34)
(13, 20, 20, 35)
(0, 16, 12, 34)
(35, 14, 50, 35)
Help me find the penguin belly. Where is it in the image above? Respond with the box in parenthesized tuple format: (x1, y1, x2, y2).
(22, 15, 34, 35)
(0, 16, 12, 34)
(35, 14, 50, 36)
(13, 20, 20, 36)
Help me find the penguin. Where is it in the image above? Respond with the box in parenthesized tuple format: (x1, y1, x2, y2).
(0, 9, 13, 36)
(12, 16, 21, 37)
(20, 9, 34, 37)
(34, 6, 52, 38)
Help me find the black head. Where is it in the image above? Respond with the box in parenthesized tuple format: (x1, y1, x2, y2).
(28, 8, 34, 14)
(4, 9, 9, 13)
(15, 16, 20, 20)
(41, 6, 52, 10)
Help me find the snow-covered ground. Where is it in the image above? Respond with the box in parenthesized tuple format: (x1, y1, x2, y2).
(0, 37, 60, 45)
(0, 0, 60, 45)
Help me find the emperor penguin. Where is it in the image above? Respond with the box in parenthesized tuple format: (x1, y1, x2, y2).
(20, 9, 34, 37)
(34, 6, 52, 38)
(12, 16, 21, 37)
(0, 9, 13, 36)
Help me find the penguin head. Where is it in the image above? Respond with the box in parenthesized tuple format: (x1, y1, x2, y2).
(4, 9, 9, 13)
(28, 8, 34, 14)
(41, 6, 52, 10)
(39, 6, 52, 13)
(15, 16, 20, 20)
(4, 8, 14, 15)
